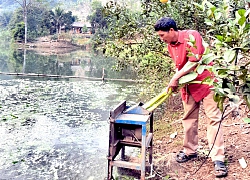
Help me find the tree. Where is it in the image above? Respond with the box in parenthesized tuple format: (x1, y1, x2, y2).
(87, 1, 107, 34)
(62, 11, 77, 32)
(190, 0, 250, 110)
(9, 5, 51, 41)
(12, 22, 25, 42)
(93, 0, 250, 110)
(49, 7, 76, 35)
(13, 0, 54, 42)
(51, 7, 64, 34)
(14, 0, 32, 44)
(0, 11, 13, 28)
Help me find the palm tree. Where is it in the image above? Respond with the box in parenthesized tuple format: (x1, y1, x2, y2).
(52, 7, 64, 35)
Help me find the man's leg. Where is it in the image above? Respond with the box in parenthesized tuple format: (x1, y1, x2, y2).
(203, 91, 225, 162)
(203, 91, 227, 177)
(181, 95, 200, 155)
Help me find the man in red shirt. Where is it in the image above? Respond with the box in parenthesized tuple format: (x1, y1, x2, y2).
(154, 17, 227, 178)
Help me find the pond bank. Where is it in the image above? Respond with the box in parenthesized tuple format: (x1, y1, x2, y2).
(17, 35, 91, 55)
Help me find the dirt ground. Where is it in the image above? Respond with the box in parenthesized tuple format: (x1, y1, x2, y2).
(151, 96, 250, 180)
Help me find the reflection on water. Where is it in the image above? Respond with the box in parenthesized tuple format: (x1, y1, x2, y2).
(0, 49, 143, 179)
(0, 49, 137, 80)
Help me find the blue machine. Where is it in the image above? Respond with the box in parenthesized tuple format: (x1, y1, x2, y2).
(107, 101, 154, 180)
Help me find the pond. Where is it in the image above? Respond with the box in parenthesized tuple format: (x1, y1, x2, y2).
(0, 49, 148, 180)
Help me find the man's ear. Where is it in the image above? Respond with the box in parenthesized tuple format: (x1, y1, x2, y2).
(169, 28, 175, 32)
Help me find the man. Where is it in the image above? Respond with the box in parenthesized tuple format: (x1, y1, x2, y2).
(154, 17, 228, 178)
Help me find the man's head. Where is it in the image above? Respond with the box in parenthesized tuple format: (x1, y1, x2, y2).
(154, 17, 178, 44)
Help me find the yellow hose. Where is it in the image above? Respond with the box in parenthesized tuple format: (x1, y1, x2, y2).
(142, 88, 172, 111)
(146, 89, 172, 112)
(142, 80, 209, 112)
(142, 91, 167, 110)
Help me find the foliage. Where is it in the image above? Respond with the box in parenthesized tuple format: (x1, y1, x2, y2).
(0, 11, 13, 28)
(0, 30, 12, 71)
(0, 29, 12, 47)
(42, 8, 76, 35)
(8, 4, 76, 42)
(8, 5, 49, 42)
(6, 49, 74, 75)
(175, 0, 250, 110)
(92, 0, 250, 109)
(45, 7, 76, 34)
(180, 0, 250, 110)
(11, 22, 25, 42)
(82, 25, 88, 33)
(87, 1, 107, 35)
(94, 0, 209, 89)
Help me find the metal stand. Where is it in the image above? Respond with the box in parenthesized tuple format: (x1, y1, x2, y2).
(107, 101, 153, 180)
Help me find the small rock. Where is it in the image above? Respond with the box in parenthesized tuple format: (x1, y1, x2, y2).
(238, 157, 247, 168)
(170, 132, 177, 138)
(156, 140, 162, 144)
(87, 176, 94, 180)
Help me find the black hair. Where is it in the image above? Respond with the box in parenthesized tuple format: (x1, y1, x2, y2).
(154, 17, 178, 32)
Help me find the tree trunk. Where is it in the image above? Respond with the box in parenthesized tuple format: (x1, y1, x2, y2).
(24, 6, 27, 44)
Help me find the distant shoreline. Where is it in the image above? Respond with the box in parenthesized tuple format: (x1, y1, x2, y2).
(16, 36, 90, 55)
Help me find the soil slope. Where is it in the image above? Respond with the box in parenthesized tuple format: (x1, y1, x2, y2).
(151, 97, 250, 180)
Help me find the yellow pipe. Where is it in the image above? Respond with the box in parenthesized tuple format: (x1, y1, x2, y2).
(142, 80, 210, 112)
(146, 89, 172, 112)
(142, 91, 167, 110)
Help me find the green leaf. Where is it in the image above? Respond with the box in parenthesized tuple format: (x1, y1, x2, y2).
(215, 35, 224, 41)
(228, 94, 240, 104)
(202, 53, 215, 64)
(214, 12, 222, 21)
(182, 61, 198, 72)
(179, 72, 198, 84)
(227, 83, 236, 93)
(189, 34, 195, 43)
(213, 92, 220, 102)
(207, 9, 213, 17)
(223, 49, 236, 63)
(243, 94, 250, 109)
(218, 69, 228, 76)
(204, 18, 214, 26)
(243, 118, 250, 123)
(193, 2, 204, 10)
(238, 9, 246, 17)
(225, 37, 232, 42)
(218, 96, 226, 112)
(238, 17, 246, 26)
(197, 65, 206, 74)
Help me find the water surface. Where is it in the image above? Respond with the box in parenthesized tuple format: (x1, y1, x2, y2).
(0, 49, 144, 180)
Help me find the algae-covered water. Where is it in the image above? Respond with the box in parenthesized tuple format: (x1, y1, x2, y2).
(0, 77, 143, 180)
(0, 49, 146, 180)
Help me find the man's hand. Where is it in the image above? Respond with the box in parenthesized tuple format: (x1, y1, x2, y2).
(166, 77, 179, 92)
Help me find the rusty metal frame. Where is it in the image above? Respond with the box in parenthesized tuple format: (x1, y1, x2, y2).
(107, 101, 154, 180)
